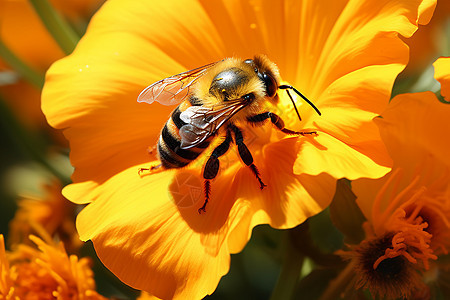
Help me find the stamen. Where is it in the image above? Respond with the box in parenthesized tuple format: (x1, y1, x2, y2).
(372, 169, 403, 228)
(382, 176, 421, 224)
(373, 211, 438, 271)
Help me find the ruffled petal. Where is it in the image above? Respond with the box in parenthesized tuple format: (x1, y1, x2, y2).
(354, 87, 450, 223)
(226, 137, 336, 253)
(70, 165, 232, 299)
(287, 0, 436, 180)
(376, 91, 450, 172)
(294, 131, 391, 180)
(68, 137, 336, 295)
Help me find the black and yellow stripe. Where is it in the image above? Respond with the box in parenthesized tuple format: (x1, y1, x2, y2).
(157, 98, 211, 169)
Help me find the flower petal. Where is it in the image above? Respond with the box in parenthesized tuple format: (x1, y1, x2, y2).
(68, 135, 336, 297)
(376, 91, 450, 172)
(294, 132, 391, 180)
(70, 165, 235, 299)
(434, 57, 450, 101)
(288, 0, 436, 180)
(226, 137, 336, 253)
(354, 89, 450, 223)
(294, 0, 436, 99)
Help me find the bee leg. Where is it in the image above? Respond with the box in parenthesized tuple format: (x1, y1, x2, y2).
(229, 124, 267, 190)
(138, 164, 162, 175)
(247, 112, 317, 136)
(199, 130, 233, 214)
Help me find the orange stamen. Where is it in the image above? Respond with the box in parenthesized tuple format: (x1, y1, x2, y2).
(373, 206, 438, 271)
(379, 175, 421, 229)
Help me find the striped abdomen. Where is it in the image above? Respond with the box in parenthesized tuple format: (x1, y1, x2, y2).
(157, 100, 211, 169)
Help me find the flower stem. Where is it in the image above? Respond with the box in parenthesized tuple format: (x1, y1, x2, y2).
(270, 231, 304, 300)
(318, 260, 356, 300)
(28, 0, 80, 55)
(0, 39, 45, 89)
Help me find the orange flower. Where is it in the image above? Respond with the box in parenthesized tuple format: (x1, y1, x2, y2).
(137, 292, 160, 300)
(0, 0, 102, 130)
(434, 56, 450, 100)
(8, 180, 81, 253)
(0, 0, 63, 128)
(351, 57, 450, 298)
(42, 0, 434, 298)
(400, 0, 450, 76)
(50, 0, 105, 22)
(0, 234, 106, 300)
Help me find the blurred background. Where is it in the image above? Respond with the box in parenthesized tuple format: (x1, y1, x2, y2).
(0, 0, 449, 299)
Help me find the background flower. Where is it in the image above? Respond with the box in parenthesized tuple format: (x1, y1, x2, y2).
(0, 0, 104, 131)
(0, 234, 106, 300)
(350, 57, 450, 298)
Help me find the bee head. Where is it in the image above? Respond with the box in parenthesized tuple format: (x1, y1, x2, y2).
(245, 56, 280, 99)
(208, 64, 266, 104)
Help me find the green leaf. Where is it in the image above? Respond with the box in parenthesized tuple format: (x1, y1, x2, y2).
(309, 208, 344, 253)
(329, 179, 366, 245)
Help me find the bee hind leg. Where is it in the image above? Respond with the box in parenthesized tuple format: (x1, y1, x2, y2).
(199, 130, 233, 214)
(229, 124, 267, 190)
(199, 180, 211, 214)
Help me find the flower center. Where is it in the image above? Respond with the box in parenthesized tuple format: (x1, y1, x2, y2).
(373, 188, 441, 270)
(353, 233, 424, 299)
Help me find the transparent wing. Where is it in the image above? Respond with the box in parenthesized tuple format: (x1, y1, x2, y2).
(137, 60, 221, 106)
(179, 101, 247, 149)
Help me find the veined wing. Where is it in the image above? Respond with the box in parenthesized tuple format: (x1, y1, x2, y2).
(179, 101, 247, 149)
(137, 60, 221, 106)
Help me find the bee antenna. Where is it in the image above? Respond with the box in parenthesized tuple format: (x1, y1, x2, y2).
(285, 89, 302, 122)
(278, 85, 321, 116)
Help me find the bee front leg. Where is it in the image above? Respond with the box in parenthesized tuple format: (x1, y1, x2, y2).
(229, 124, 267, 190)
(247, 112, 317, 136)
(200, 130, 233, 214)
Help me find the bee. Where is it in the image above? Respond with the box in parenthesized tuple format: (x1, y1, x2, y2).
(138, 55, 321, 213)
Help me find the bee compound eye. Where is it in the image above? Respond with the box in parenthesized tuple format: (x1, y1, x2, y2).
(263, 73, 277, 98)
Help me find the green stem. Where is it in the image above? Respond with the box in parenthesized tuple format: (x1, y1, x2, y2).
(318, 260, 356, 300)
(0, 39, 45, 89)
(0, 96, 71, 185)
(270, 231, 304, 300)
(28, 0, 80, 55)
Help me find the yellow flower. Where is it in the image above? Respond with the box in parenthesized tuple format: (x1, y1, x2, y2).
(0, 234, 106, 300)
(42, 0, 435, 298)
(350, 57, 450, 298)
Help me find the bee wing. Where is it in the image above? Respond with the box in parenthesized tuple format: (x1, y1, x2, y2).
(137, 60, 221, 106)
(179, 102, 247, 149)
